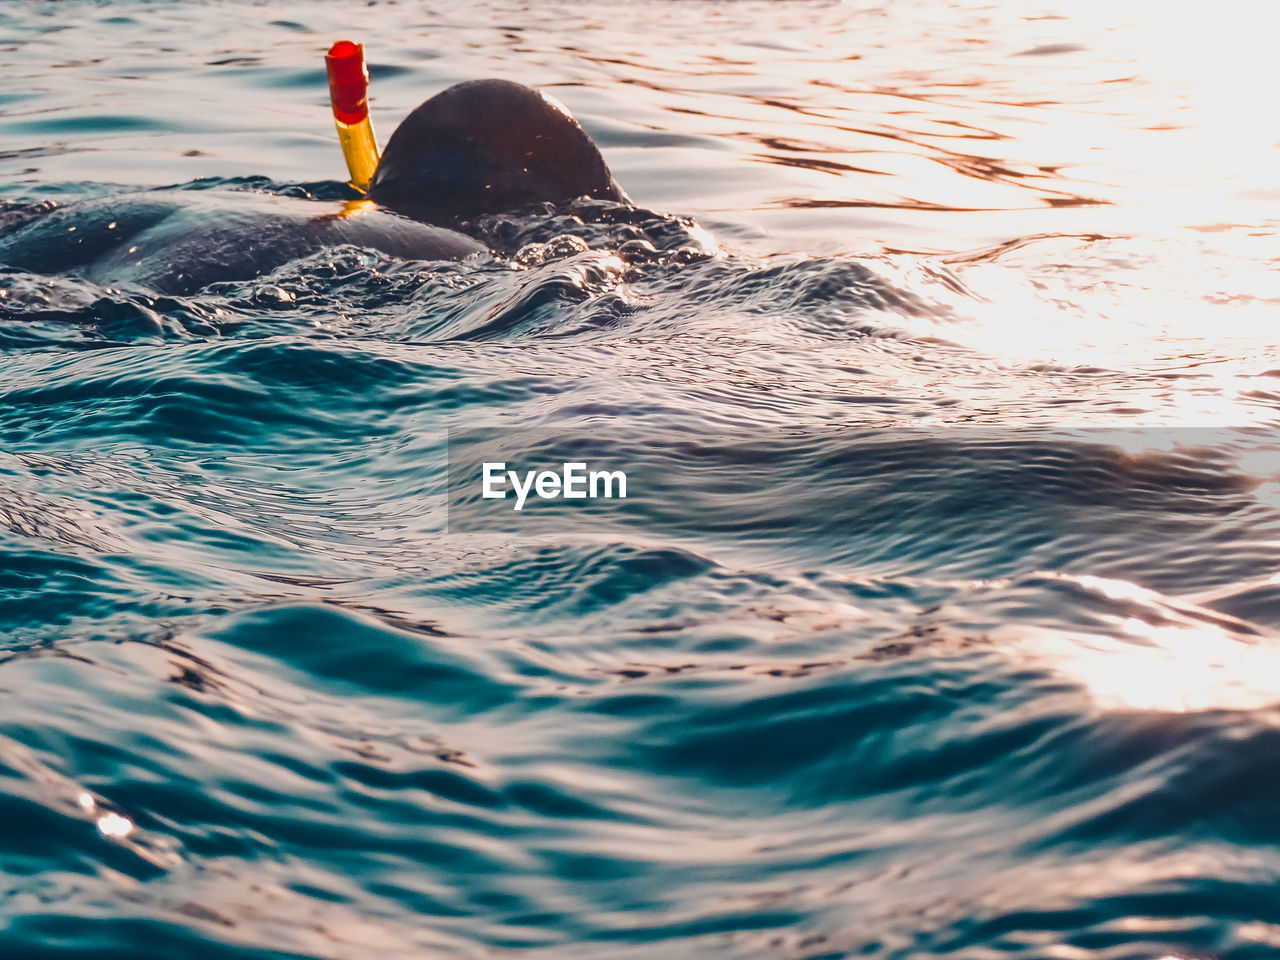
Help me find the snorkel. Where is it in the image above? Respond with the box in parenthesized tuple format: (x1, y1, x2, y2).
(324, 46, 628, 221)
(325, 40, 380, 192)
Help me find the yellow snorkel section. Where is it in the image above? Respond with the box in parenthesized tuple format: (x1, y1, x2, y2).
(325, 40, 380, 193)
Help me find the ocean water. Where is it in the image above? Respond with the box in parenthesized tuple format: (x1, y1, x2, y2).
(3, 2, 1280, 958)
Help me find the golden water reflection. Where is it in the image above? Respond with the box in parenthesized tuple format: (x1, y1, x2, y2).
(1029, 574, 1280, 713)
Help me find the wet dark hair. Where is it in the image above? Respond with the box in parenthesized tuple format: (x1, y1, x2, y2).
(367, 79, 629, 224)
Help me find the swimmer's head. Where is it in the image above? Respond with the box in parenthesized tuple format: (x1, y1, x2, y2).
(366, 79, 629, 224)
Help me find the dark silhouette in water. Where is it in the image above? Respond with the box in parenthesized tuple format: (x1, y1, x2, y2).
(0, 80, 629, 296)
(368, 79, 628, 223)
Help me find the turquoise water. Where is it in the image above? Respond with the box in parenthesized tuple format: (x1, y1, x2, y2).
(5, 2, 1280, 958)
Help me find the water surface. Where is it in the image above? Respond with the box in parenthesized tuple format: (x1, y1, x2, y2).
(3, 2, 1280, 958)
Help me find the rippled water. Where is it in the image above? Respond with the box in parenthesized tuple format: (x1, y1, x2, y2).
(4, 2, 1280, 958)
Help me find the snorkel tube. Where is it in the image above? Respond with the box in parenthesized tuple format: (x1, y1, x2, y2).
(325, 40, 380, 192)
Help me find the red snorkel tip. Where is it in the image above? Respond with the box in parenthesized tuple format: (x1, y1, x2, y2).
(326, 40, 369, 125)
